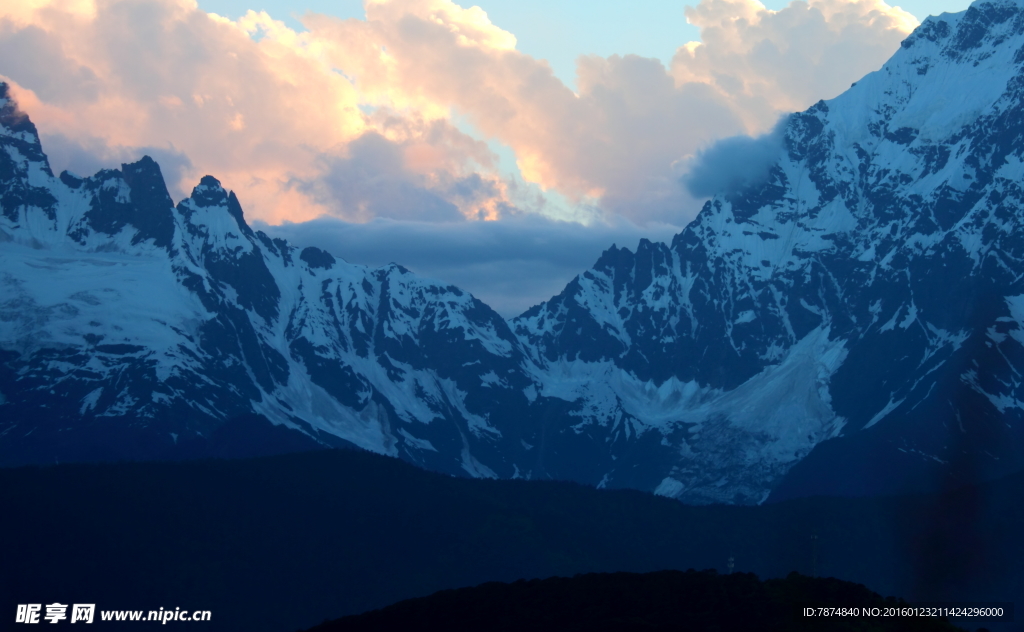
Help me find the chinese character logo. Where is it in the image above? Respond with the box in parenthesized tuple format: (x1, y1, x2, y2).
(70, 605, 95, 624)
(16, 603, 95, 624)
(15, 604, 41, 624)
(44, 603, 68, 624)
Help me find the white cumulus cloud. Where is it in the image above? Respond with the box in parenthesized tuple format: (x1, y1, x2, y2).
(0, 0, 917, 226)
(0, 0, 920, 310)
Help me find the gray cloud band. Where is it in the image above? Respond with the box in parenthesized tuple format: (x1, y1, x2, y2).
(255, 215, 681, 317)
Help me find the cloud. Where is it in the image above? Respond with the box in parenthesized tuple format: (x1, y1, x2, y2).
(673, 0, 918, 131)
(256, 214, 681, 317)
(0, 0, 917, 228)
(674, 0, 917, 202)
(682, 117, 788, 198)
(299, 132, 464, 222)
(306, 2, 745, 223)
(0, 0, 516, 224)
(0, 0, 920, 312)
(294, 115, 512, 222)
(299, 0, 916, 223)
(38, 131, 194, 198)
(0, 21, 100, 105)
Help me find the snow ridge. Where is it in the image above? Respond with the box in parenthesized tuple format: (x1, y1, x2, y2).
(5, 0, 1024, 502)
(511, 0, 1024, 501)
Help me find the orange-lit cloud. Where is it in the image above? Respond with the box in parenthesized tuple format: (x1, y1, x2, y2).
(674, 0, 918, 131)
(304, 0, 746, 221)
(0, 0, 918, 227)
(298, 0, 917, 221)
(0, 0, 513, 224)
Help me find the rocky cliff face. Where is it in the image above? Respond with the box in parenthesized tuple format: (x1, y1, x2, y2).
(0, 87, 538, 478)
(4, 0, 1024, 504)
(513, 0, 1024, 502)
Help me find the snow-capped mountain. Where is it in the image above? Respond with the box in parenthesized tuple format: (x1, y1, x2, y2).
(4, 0, 1024, 503)
(0, 92, 541, 477)
(514, 0, 1024, 502)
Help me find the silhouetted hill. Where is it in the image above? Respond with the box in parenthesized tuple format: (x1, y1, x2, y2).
(1, 449, 1019, 631)
(307, 570, 967, 632)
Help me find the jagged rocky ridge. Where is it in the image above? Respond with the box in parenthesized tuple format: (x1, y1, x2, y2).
(0, 107, 534, 478)
(514, 0, 1024, 502)
(3, 0, 1024, 503)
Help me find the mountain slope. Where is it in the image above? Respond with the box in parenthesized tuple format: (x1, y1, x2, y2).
(0, 87, 540, 478)
(511, 0, 1024, 502)
(5, 0, 1024, 503)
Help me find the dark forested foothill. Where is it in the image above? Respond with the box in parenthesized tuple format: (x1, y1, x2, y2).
(1, 448, 1019, 632)
(306, 570, 968, 632)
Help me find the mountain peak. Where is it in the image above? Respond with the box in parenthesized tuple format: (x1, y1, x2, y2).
(0, 82, 52, 180)
(0, 83, 41, 144)
(300, 246, 336, 270)
(189, 175, 228, 206)
(0, 83, 57, 228)
(118, 156, 175, 248)
(180, 175, 255, 239)
(900, 0, 1024, 57)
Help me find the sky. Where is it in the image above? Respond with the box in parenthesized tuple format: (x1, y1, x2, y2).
(0, 0, 971, 315)
(199, 0, 972, 89)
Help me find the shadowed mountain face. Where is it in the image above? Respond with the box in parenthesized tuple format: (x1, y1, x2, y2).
(510, 0, 1024, 502)
(0, 86, 538, 479)
(4, 0, 1024, 503)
